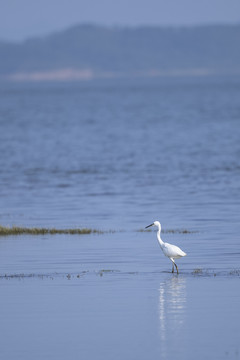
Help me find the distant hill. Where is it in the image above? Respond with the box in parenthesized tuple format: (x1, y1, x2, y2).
(1, 24, 240, 81)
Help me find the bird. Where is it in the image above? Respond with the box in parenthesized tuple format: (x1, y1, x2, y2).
(145, 221, 186, 274)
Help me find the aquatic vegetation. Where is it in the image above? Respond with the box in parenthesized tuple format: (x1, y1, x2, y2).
(77, 271, 89, 277)
(229, 269, 240, 276)
(0, 224, 196, 236)
(0, 225, 102, 236)
(1, 268, 240, 281)
(192, 268, 217, 276)
(138, 228, 197, 234)
(98, 269, 120, 277)
(1, 270, 121, 280)
(191, 269, 240, 277)
(0, 273, 48, 280)
(164, 229, 197, 234)
(192, 268, 203, 274)
(1, 270, 89, 280)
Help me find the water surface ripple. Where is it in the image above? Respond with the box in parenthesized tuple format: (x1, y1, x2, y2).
(0, 77, 240, 359)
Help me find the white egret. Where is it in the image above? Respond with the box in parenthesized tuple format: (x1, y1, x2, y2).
(145, 221, 186, 274)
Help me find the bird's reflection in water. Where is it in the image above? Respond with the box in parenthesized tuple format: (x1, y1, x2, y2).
(158, 276, 186, 358)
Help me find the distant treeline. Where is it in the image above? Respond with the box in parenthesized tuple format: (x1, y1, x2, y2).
(0, 24, 240, 80)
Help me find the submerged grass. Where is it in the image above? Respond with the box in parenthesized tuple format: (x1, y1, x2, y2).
(0, 225, 102, 236)
(229, 269, 240, 276)
(163, 229, 197, 234)
(1, 269, 240, 280)
(192, 268, 203, 274)
(138, 228, 197, 234)
(191, 268, 240, 277)
(0, 225, 196, 236)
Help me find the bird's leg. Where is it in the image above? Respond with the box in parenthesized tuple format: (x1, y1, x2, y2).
(174, 263, 179, 275)
(172, 263, 174, 273)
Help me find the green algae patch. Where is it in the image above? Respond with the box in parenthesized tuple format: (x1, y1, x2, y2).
(0, 225, 102, 236)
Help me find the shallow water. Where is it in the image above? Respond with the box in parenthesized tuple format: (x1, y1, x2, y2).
(0, 232, 240, 360)
(0, 77, 240, 359)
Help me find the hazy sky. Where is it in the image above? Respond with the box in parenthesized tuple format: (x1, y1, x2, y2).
(1, 0, 240, 42)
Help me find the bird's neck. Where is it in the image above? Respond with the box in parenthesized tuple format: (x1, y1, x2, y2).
(157, 228, 164, 248)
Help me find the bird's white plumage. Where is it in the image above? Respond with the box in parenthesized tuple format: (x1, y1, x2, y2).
(145, 220, 186, 274)
(161, 242, 186, 259)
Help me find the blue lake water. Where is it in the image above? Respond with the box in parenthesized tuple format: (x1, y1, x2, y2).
(0, 77, 240, 359)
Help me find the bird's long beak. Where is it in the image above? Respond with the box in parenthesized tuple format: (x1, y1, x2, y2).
(145, 223, 154, 229)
